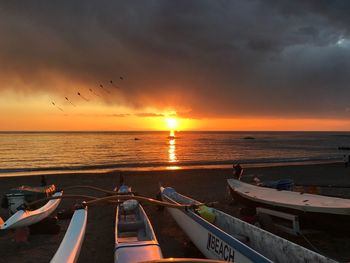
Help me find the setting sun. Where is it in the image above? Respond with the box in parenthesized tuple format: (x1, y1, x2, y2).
(166, 117, 178, 130)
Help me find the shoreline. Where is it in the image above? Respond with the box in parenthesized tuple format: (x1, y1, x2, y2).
(1, 162, 350, 262)
(0, 159, 343, 178)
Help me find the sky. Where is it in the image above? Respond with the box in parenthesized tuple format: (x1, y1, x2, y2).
(1, 0, 350, 131)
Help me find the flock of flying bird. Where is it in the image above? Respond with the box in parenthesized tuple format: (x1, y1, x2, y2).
(50, 77, 124, 112)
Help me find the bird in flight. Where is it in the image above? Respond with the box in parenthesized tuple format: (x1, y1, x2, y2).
(65, 96, 76, 106)
(77, 92, 89, 101)
(51, 101, 64, 112)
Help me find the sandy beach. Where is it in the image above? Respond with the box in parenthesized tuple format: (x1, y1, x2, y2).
(1, 162, 350, 263)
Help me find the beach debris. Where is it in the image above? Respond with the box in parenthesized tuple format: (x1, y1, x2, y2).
(51, 101, 64, 112)
(65, 97, 76, 107)
(77, 92, 89, 101)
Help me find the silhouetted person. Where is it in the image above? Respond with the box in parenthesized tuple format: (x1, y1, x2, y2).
(233, 163, 243, 180)
(344, 155, 350, 168)
(40, 175, 47, 186)
(119, 173, 124, 186)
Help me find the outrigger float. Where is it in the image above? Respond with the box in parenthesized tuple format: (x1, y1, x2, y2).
(51, 205, 88, 263)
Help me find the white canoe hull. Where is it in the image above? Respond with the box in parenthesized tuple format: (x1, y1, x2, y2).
(161, 188, 271, 263)
(227, 179, 350, 215)
(0, 191, 63, 230)
(51, 207, 88, 263)
(213, 207, 336, 263)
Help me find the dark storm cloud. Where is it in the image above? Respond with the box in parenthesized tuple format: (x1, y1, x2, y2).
(1, 0, 350, 118)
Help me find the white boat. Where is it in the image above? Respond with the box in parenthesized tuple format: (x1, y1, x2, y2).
(115, 185, 163, 263)
(51, 206, 88, 263)
(160, 186, 336, 263)
(227, 178, 350, 216)
(0, 191, 63, 230)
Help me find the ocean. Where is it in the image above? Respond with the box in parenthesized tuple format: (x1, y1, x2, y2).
(0, 131, 349, 176)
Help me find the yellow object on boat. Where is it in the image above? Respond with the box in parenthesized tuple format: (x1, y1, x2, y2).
(197, 205, 215, 223)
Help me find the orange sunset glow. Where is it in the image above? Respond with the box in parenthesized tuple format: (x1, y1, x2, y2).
(2, 90, 350, 131)
(0, 2, 350, 132)
(0, 88, 349, 132)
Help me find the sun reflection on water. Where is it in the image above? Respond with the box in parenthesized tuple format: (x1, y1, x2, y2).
(168, 138, 176, 162)
(167, 130, 180, 170)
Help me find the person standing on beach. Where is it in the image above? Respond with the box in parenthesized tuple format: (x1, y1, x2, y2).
(40, 175, 47, 186)
(344, 155, 349, 168)
(233, 163, 243, 180)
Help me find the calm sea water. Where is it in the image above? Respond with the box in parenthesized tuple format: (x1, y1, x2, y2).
(0, 131, 349, 176)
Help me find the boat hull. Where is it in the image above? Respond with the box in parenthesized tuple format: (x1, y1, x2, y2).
(115, 187, 162, 263)
(227, 179, 350, 231)
(51, 207, 88, 263)
(162, 187, 336, 263)
(161, 189, 271, 263)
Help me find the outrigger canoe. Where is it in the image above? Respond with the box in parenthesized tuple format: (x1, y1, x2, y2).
(160, 186, 336, 263)
(0, 191, 63, 230)
(51, 205, 88, 263)
(227, 179, 350, 218)
(115, 184, 163, 263)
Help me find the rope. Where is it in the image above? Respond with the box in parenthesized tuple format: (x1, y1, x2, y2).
(63, 185, 118, 195)
(84, 194, 202, 209)
(61, 184, 217, 208)
(298, 232, 347, 261)
(299, 232, 324, 255)
(25, 194, 206, 210)
(25, 184, 218, 213)
(26, 194, 98, 208)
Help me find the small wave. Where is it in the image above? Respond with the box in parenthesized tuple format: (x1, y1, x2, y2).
(0, 155, 342, 176)
(331, 134, 350, 138)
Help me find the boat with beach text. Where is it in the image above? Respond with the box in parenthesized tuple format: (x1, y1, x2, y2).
(160, 186, 336, 263)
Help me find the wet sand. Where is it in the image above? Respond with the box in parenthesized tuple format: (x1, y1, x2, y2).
(0, 162, 350, 263)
